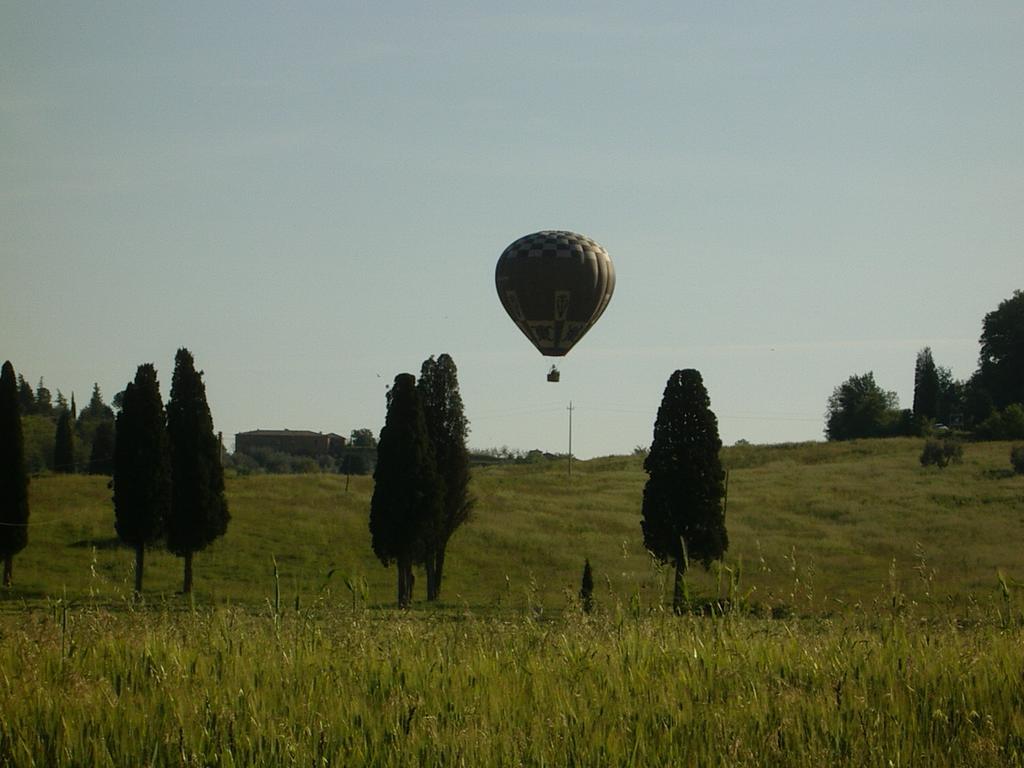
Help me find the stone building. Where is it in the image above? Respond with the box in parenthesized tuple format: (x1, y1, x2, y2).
(234, 429, 346, 458)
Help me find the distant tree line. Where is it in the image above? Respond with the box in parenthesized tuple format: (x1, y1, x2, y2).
(15, 366, 389, 482)
(14, 377, 117, 475)
(826, 290, 1024, 441)
(469, 446, 566, 464)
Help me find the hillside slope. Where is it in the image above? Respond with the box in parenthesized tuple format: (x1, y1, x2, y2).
(3, 439, 1021, 613)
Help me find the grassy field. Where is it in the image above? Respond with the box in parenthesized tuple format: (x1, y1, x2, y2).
(2, 438, 1023, 766)
(3, 437, 1022, 613)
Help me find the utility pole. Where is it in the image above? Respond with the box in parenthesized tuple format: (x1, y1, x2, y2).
(567, 401, 574, 477)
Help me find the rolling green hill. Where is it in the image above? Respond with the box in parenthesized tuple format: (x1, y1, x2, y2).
(3, 438, 1024, 766)
(3, 438, 1022, 614)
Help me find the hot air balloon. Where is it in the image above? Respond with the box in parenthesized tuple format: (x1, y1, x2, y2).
(495, 231, 615, 380)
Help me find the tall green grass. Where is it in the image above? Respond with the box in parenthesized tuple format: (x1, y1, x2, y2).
(1, 604, 1022, 766)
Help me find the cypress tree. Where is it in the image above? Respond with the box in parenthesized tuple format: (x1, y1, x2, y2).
(16, 375, 35, 415)
(53, 409, 75, 473)
(81, 383, 113, 422)
(913, 347, 940, 422)
(34, 378, 52, 417)
(76, 383, 114, 466)
(0, 361, 30, 587)
(89, 420, 115, 475)
(640, 369, 727, 613)
(417, 354, 474, 601)
(113, 364, 171, 594)
(369, 373, 443, 607)
(166, 348, 229, 594)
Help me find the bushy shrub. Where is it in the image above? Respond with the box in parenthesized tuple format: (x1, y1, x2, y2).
(226, 451, 261, 476)
(1011, 445, 1024, 475)
(233, 447, 320, 474)
(920, 438, 963, 469)
(920, 440, 943, 467)
(975, 404, 1024, 441)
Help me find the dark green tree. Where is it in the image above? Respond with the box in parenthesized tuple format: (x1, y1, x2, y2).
(113, 364, 171, 594)
(16, 375, 35, 415)
(640, 369, 728, 613)
(0, 361, 30, 587)
(166, 349, 230, 594)
(34, 378, 52, 417)
(369, 373, 443, 608)
(89, 420, 115, 475)
(912, 348, 940, 423)
(935, 366, 964, 427)
(80, 383, 114, 423)
(53, 408, 75, 473)
(976, 289, 1024, 410)
(961, 372, 995, 427)
(76, 383, 115, 468)
(920, 438, 963, 469)
(350, 428, 377, 448)
(975, 403, 1024, 441)
(417, 354, 474, 601)
(825, 372, 900, 441)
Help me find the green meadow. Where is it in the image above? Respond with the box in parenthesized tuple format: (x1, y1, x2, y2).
(4, 437, 1022, 612)
(2, 438, 1023, 766)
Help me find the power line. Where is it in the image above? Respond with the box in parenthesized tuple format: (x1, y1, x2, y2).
(567, 401, 573, 477)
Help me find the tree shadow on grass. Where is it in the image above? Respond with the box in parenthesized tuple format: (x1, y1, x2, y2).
(69, 537, 126, 551)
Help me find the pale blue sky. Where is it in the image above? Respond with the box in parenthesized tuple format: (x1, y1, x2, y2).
(2, 2, 1021, 457)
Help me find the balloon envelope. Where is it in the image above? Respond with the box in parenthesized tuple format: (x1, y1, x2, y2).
(495, 230, 615, 357)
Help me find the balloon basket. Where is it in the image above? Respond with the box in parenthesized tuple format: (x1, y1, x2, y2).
(546, 366, 560, 383)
